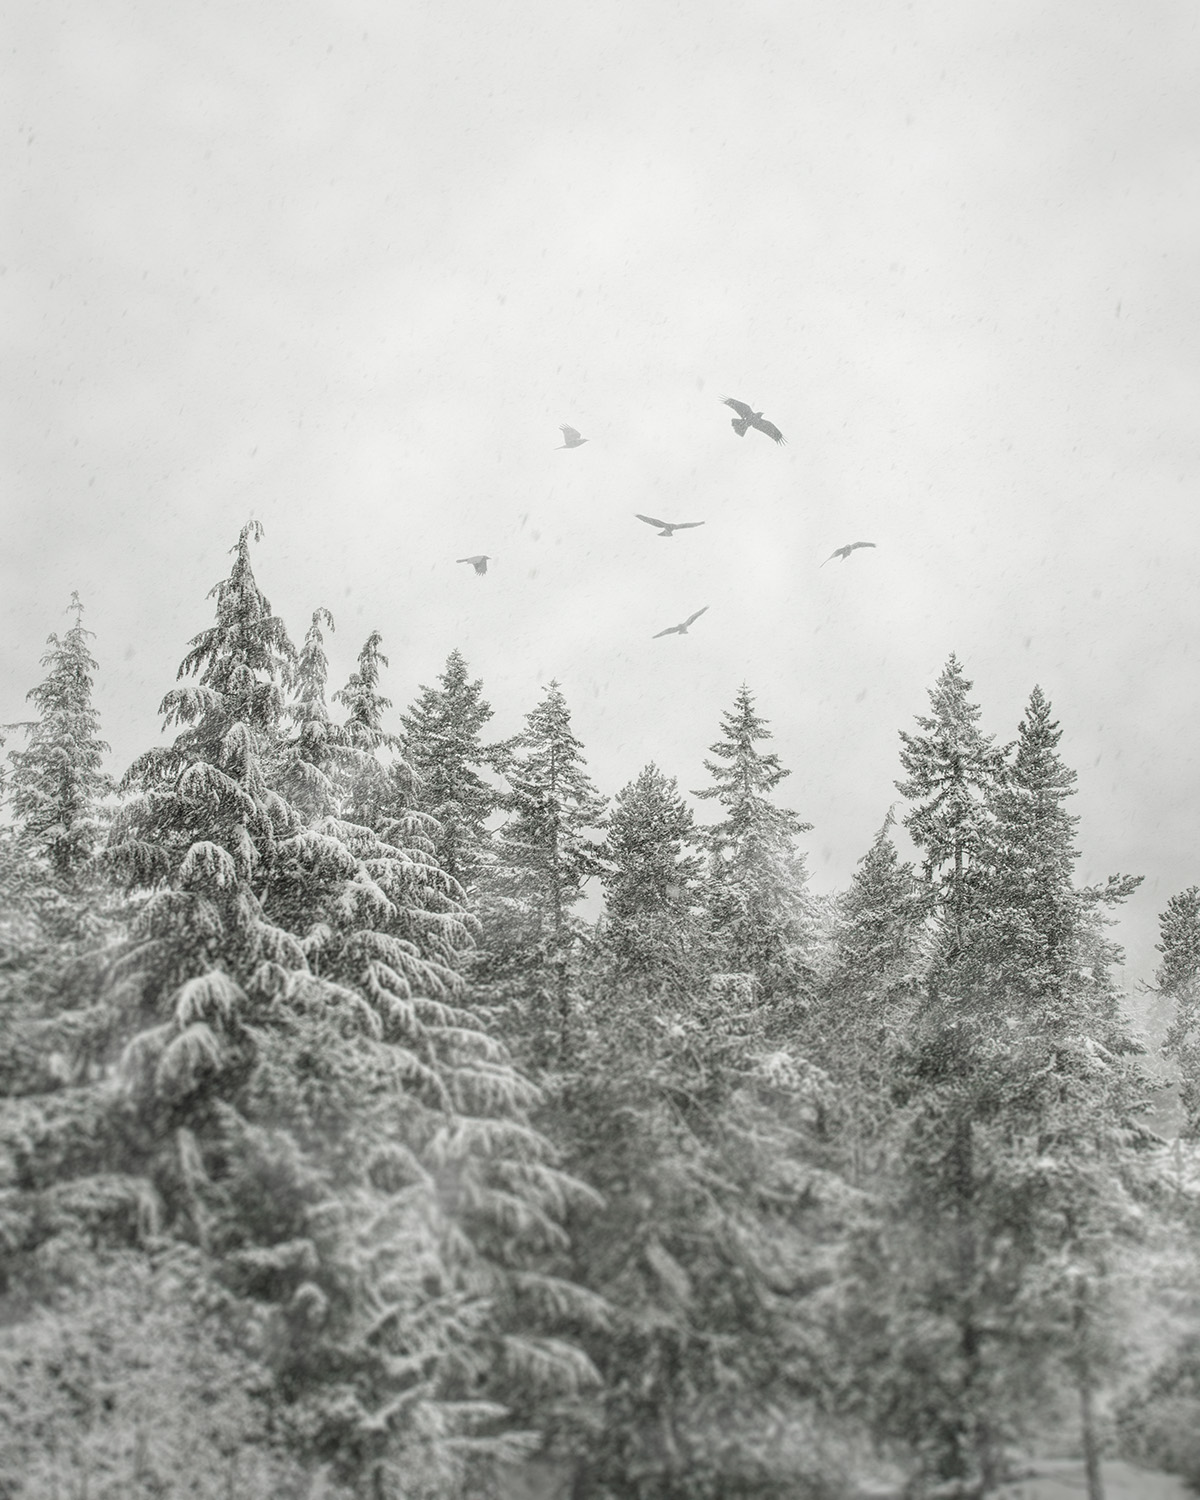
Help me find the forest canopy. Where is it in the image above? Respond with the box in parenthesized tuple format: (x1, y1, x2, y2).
(1, 526, 1198, 1500)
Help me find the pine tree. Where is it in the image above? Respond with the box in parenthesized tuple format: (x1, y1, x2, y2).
(400, 650, 506, 897)
(830, 808, 926, 992)
(1159, 886, 1200, 1136)
(875, 672, 1146, 1494)
(2, 525, 600, 1497)
(814, 810, 926, 1183)
(551, 948, 864, 1499)
(331, 628, 420, 833)
(957, 685, 1087, 1011)
(598, 762, 707, 990)
(482, 681, 607, 1058)
(896, 653, 1008, 971)
(6, 593, 113, 880)
(278, 606, 341, 819)
(693, 684, 813, 1001)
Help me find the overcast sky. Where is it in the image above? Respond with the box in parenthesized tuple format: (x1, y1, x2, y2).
(4, 0, 1199, 1001)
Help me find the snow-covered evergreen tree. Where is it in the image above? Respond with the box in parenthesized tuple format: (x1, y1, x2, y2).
(2, 525, 599, 1497)
(278, 606, 342, 819)
(598, 762, 707, 989)
(6, 593, 113, 880)
(871, 670, 1146, 1494)
(481, 681, 607, 1058)
(895, 652, 1008, 971)
(693, 684, 813, 1001)
(400, 649, 506, 897)
(331, 628, 421, 837)
(813, 810, 925, 1183)
(1159, 886, 1200, 1135)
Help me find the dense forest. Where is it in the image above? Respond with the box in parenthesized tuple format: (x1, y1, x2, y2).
(2, 523, 1200, 1500)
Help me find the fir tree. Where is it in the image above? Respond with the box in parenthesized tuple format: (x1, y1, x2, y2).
(875, 672, 1145, 1494)
(1159, 886, 1200, 1136)
(482, 681, 607, 1058)
(3, 525, 599, 1497)
(693, 683, 813, 1001)
(6, 593, 113, 880)
(599, 762, 707, 990)
(331, 628, 421, 835)
(552, 957, 864, 1499)
(400, 649, 506, 896)
(895, 653, 1008, 969)
(278, 606, 341, 819)
(815, 809, 925, 1183)
(961, 685, 1086, 1010)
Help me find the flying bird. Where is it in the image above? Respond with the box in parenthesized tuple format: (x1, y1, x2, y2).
(635, 513, 706, 537)
(653, 606, 709, 639)
(722, 397, 786, 445)
(558, 425, 588, 448)
(821, 542, 877, 566)
(457, 555, 491, 575)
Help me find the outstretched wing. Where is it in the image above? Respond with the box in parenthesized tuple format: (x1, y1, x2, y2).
(672, 521, 705, 531)
(722, 397, 755, 420)
(851, 541, 877, 552)
(752, 415, 786, 444)
(652, 624, 681, 638)
(559, 424, 582, 443)
(636, 513, 669, 529)
(683, 605, 710, 628)
(820, 548, 845, 567)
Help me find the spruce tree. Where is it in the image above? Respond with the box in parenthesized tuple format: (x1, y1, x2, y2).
(4, 525, 598, 1497)
(278, 606, 341, 819)
(876, 671, 1145, 1494)
(598, 762, 706, 990)
(400, 649, 506, 897)
(481, 681, 607, 1058)
(693, 683, 813, 1001)
(815, 810, 925, 1184)
(1159, 886, 1200, 1136)
(6, 593, 113, 880)
(895, 652, 1008, 970)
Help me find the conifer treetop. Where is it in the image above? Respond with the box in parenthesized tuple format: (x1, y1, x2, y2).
(334, 629, 395, 749)
(895, 653, 1008, 881)
(168, 521, 295, 739)
(1156, 885, 1200, 996)
(400, 649, 505, 890)
(7, 592, 113, 876)
(603, 762, 703, 922)
(694, 683, 811, 846)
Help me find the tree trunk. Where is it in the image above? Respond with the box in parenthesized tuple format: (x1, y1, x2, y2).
(1074, 1281, 1105, 1500)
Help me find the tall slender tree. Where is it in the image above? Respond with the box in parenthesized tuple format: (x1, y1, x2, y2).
(278, 606, 341, 819)
(895, 653, 1008, 972)
(815, 809, 926, 1183)
(400, 650, 506, 897)
(599, 762, 707, 990)
(45, 524, 601, 1496)
(482, 681, 607, 1058)
(6, 594, 113, 880)
(1159, 886, 1200, 1136)
(693, 684, 813, 1001)
(877, 671, 1145, 1495)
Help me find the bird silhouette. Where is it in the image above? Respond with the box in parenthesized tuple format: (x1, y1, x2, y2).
(821, 542, 876, 566)
(457, 555, 491, 575)
(635, 513, 705, 537)
(653, 606, 709, 639)
(722, 397, 785, 445)
(558, 424, 588, 448)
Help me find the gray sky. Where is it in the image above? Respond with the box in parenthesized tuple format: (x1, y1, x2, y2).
(4, 0, 1199, 996)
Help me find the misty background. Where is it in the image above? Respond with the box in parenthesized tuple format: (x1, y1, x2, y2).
(4, 0, 1199, 1008)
